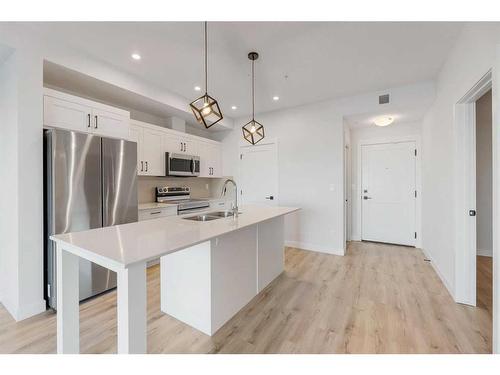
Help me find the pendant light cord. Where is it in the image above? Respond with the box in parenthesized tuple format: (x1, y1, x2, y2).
(204, 21, 208, 94)
(252, 59, 255, 120)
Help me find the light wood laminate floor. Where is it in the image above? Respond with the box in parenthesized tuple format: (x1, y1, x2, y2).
(0, 242, 492, 353)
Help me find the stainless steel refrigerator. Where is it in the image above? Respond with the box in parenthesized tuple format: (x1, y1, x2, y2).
(44, 128, 138, 309)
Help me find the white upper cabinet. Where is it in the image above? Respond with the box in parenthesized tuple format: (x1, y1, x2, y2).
(43, 95, 92, 133)
(91, 107, 129, 140)
(142, 127, 164, 176)
(199, 141, 222, 178)
(130, 121, 165, 177)
(43, 88, 130, 140)
(163, 133, 196, 155)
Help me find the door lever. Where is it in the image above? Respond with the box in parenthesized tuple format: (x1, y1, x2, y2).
(265, 196, 274, 200)
(363, 196, 372, 200)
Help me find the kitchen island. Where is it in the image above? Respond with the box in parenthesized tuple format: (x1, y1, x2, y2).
(51, 204, 299, 354)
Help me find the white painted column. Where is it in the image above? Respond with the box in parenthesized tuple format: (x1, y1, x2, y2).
(56, 246, 80, 354)
(117, 261, 147, 354)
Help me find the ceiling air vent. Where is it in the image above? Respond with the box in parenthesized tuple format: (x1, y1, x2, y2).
(379, 94, 390, 104)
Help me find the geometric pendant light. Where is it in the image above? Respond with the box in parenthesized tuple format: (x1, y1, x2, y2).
(190, 21, 223, 129)
(242, 51, 265, 145)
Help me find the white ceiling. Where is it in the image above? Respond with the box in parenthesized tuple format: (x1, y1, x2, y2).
(27, 22, 463, 118)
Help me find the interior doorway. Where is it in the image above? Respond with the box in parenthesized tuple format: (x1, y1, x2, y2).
(360, 141, 417, 246)
(475, 89, 493, 316)
(454, 70, 492, 307)
(239, 140, 279, 206)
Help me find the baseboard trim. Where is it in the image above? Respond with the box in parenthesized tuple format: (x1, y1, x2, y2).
(285, 241, 344, 256)
(477, 248, 493, 257)
(421, 247, 455, 301)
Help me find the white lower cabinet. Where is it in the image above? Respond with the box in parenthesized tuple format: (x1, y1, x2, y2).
(138, 206, 177, 221)
(160, 216, 285, 335)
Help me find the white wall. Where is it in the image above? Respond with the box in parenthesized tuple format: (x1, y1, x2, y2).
(0, 48, 45, 320)
(421, 23, 500, 303)
(221, 82, 434, 256)
(476, 90, 493, 257)
(222, 104, 345, 255)
(349, 121, 422, 243)
(0, 49, 19, 311)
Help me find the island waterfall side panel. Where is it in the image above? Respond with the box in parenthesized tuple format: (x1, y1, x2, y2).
(211, 226, 258, 334)
(257, 216, 285, 292)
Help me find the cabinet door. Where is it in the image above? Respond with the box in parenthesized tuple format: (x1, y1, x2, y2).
(163, 134, 184, 154)
(44, 95, 92, 132)
(129, 125, 145, 175)
(197, 141, 211, 177)
(142, 128, 164, 176)
(183, 138, 197, 155)
(92, 108, 129, 140)
(210, 143, 222, 177)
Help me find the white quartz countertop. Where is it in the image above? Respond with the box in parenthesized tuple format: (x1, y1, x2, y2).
(51, 205, 299, 269)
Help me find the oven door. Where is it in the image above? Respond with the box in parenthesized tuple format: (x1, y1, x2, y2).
(166, 153, 199, 177)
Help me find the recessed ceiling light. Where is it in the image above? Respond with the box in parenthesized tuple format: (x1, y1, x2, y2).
(231, 106, 237, 110)
(272, 96, 280, 101)
(374, 116, 394, 127)
(131, 53, 141, 60)
(194, 86, 201, 91)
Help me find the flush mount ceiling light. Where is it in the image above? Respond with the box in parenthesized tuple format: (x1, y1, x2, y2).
(242, 52, 265, 145)
(231, 106, 237, 110)
(272, 96, 279, 101)
(194, 86, 201, 91)
(374, 115, 394, 127)
(131, 53, 141, 60)
(189, 22, 223, 129)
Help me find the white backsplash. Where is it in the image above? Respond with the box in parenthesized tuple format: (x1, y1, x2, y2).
(138, 176, 231, 203)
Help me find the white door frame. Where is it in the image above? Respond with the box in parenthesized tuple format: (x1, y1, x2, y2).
(356, 135, 422, 248)
(454, 70, 492, 307)
(238, 138, 279, 205)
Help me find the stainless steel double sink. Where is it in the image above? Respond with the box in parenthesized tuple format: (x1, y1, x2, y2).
(183, 211, 240, 222)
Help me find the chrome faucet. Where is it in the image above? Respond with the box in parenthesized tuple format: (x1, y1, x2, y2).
(220, 178, 238, 218)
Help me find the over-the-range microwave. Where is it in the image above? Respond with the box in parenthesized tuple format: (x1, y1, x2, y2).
(165, 152, 200, 177)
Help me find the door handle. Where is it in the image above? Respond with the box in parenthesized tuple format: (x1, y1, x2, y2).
(94, 115, 98, 129)
(265, 196, 274, 200)
(363, 196, 372, 200)
(469, 210, 476, 216)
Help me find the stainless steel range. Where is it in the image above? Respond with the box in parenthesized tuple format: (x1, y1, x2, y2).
(156, 186, 209, 214)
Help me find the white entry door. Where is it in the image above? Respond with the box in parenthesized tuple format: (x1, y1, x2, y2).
(239, 142, 278, 206)
(361, 141, 416, 246)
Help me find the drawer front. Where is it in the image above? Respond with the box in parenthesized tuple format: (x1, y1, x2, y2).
(138, 207, 177, 221)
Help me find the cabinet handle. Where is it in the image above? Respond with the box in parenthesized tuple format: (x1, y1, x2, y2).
(140, 161, 144, 172)
(150, 211, 161, 215)
(184, 143, 186, 152)
(87, 113, 91, 128)
(145, 161, 148, 172)
(94, 115, 98, 129)
(180, 142, 183, 152)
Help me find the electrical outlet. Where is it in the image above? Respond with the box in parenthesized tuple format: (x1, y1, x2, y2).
(205, 183, 209, 190)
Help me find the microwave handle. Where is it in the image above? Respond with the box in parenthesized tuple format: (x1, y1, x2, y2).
(190, 158, 195, 174)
